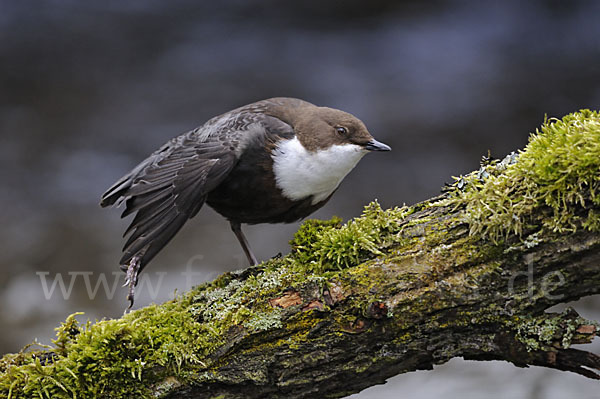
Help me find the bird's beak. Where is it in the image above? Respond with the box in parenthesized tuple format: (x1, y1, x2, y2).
(365, 139, 391, 152)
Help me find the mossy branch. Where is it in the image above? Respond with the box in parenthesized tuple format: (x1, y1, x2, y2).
(2, 110, 600, 398)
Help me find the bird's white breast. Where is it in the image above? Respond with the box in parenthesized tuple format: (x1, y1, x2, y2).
(271, 137, 367, 204)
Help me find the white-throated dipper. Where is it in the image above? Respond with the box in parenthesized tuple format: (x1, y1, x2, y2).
(101, 97, 390, 307)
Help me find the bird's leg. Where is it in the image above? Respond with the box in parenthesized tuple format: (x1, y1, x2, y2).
(230, 221, 258, 266)
(123, 254, 142, 312)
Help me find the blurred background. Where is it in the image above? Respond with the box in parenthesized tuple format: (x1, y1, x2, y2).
(1, 0, 599, 397)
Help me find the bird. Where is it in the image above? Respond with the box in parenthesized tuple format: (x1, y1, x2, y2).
(101, 97, 391, 307)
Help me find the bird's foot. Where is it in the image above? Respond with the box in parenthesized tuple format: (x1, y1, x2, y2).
(123, 255, 142, 313)
(270, 252, 283, 260)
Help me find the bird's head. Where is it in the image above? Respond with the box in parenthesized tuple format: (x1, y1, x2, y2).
(292, 106, 391, 153)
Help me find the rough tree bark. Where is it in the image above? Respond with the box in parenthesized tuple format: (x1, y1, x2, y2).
(1, 110, 599, 398)
(161, 201, 600, 399)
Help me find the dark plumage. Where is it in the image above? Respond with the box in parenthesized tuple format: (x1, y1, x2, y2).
(101, 97, 390, 307)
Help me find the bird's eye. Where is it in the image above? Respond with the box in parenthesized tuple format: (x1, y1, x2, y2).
(336, 126, 348, 135)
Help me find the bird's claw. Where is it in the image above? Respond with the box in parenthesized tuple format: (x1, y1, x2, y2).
(123, 255, 141, 313)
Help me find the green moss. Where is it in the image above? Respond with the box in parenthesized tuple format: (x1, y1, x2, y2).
(290, 216, 344, 262)
(444, 110, 600, 241)
(290, 201, 410, 272)
(0, 293, 210, 398)
(1, 273, 296, 398)
(582, 209, 600, 230)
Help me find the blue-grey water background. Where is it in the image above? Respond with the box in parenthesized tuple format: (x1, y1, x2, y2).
(1, 1, 600, 397)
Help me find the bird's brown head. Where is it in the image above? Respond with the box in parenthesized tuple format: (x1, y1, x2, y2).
(305, 106, 391, 152)
(268, 99, 391, 153)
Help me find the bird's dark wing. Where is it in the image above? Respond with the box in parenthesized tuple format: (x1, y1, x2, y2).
(101, 130, 238, 270)
(101, 111, 272, 271)
(101, 105, 296, 272)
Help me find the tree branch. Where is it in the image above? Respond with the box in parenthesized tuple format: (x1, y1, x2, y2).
(1, 110, 599, 398)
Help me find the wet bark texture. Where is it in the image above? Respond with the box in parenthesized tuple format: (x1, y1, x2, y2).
(162, 200, 600, 398)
